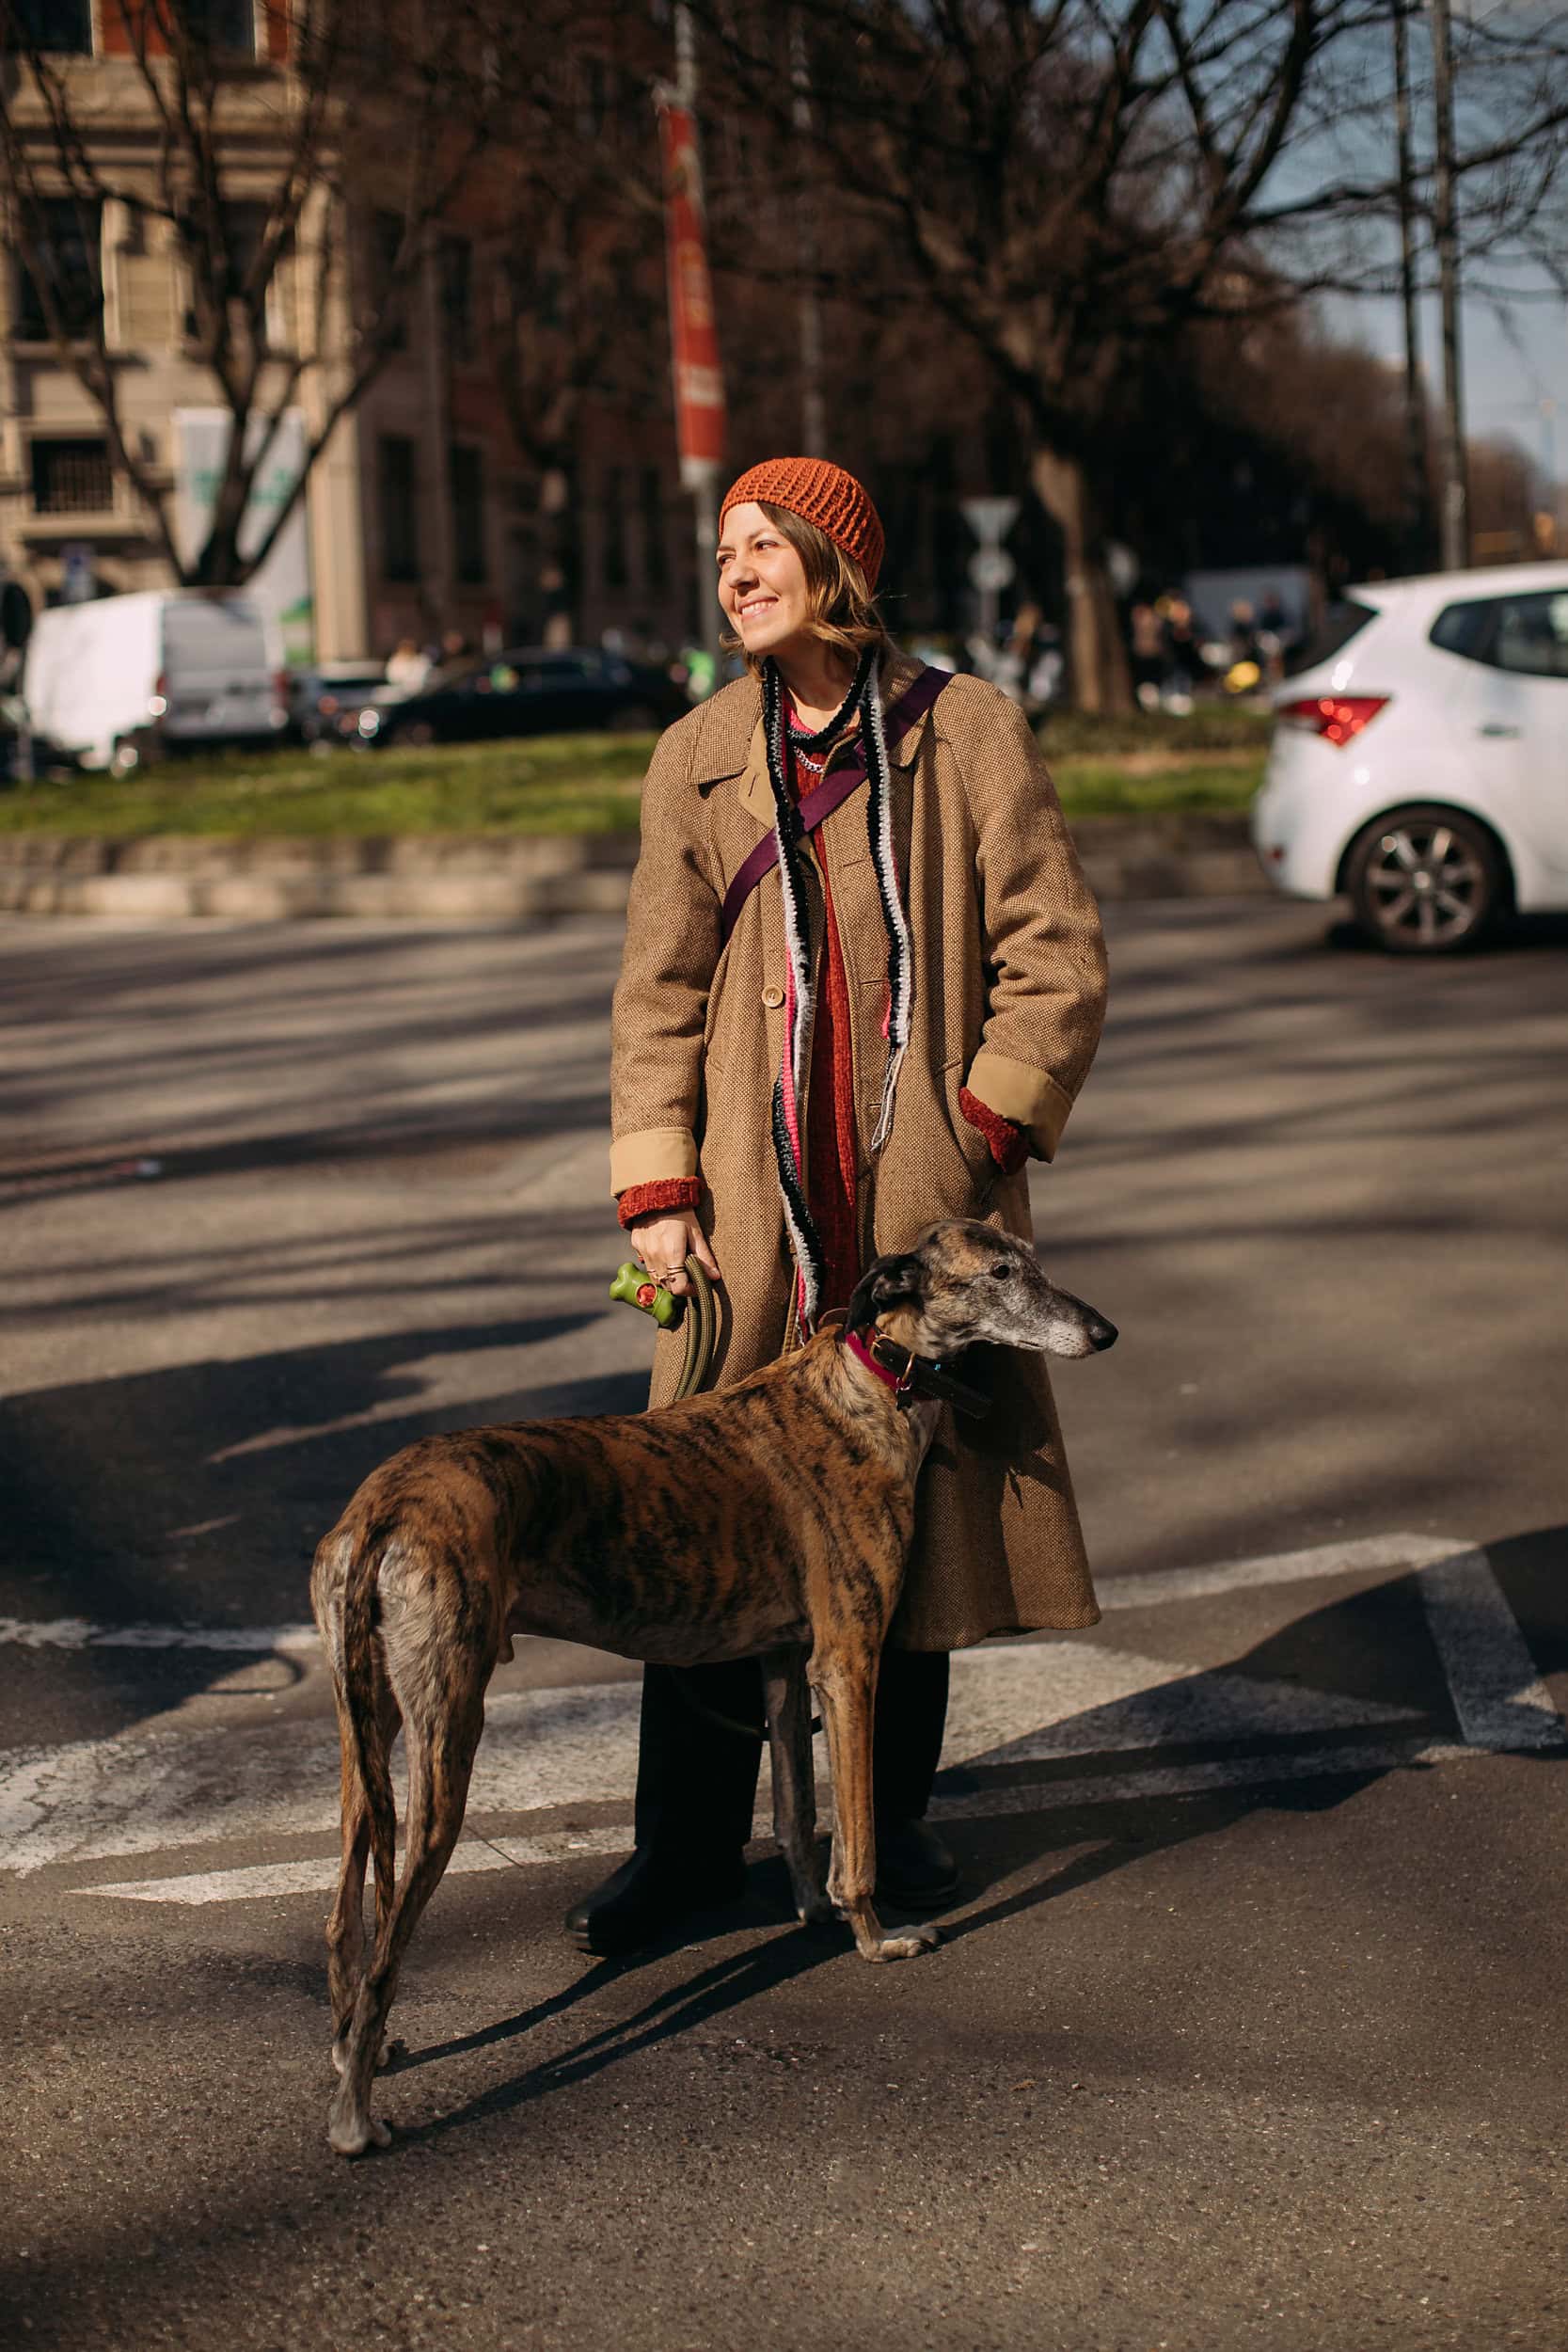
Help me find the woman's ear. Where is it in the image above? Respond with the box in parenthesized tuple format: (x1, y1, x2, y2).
(846, 1251, 925, 1333)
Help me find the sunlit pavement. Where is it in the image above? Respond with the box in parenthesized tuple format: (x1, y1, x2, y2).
(3, 901, 1566, 2351)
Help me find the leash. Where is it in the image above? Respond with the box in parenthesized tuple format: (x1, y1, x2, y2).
(608, 1250, 807, 1744)
(609, 1251, 718, 1401)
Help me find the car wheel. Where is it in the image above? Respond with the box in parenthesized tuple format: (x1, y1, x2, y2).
(1344, 805, 1505, 954)
(108, 737, 142, 778)
(609, 703, 659, 733)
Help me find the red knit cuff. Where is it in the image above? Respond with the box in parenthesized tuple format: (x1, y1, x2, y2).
(617, 1177, 703, 1230)
(958, 1087, 1030, 1175)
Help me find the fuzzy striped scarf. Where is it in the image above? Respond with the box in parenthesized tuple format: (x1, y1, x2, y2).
(761, 648, 913, 1336)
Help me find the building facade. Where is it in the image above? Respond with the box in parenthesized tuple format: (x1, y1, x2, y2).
(0, 3, 694, 666)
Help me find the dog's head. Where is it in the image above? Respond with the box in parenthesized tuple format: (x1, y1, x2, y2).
(845, 1220, 1117, 1362)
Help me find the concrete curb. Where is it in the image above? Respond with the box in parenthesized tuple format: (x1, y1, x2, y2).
(0, 812, 1265, 919)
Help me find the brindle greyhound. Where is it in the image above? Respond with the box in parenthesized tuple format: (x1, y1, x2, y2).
(311, 1217, 1116, 2154)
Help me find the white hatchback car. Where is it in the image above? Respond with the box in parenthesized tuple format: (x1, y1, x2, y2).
(1251, 560, 1568, 950)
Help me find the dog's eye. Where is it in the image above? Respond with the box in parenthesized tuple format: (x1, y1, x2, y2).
(988, 1263, 1014, 1281)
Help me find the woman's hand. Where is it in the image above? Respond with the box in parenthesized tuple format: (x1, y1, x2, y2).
(627, 1209, 721, 1299)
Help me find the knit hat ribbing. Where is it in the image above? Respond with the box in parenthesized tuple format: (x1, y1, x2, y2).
(721, 458, 885, 591)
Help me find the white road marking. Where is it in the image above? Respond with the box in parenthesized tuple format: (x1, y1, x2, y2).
(0, 1531, 1466, 1655)
(0, 1617, 320, 1653)
(1417, 1549, 1567, 1751)
(2, 1532, 1561, 1901)
(86, 1745, 1480, 1907)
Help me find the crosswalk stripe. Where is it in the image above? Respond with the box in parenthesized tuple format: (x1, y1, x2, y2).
(0, 1531, 1471, 1657)
(6, 1534, 1561, 1900)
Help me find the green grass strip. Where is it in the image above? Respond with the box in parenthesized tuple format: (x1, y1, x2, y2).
(0, 713, 1268, 837)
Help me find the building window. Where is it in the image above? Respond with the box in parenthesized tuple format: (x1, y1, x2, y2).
(378, 436, 420, 583)
(13, 197, 103, 342)
(178, 1, 260, 56)
(368, 210, 410, 351)
(8, 0, 93, 50)
(438, 235, 474, 364)
(641, 467, 668, 594)
(32, 438, 115, 516)
(450, 445, 487, 584)
(601, 467, 628, 592)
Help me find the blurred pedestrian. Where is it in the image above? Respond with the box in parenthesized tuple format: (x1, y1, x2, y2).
(384, 637, 431, 692)
(1158, 593, 1201, 713)
(569, 456, 1109, 1958)
(1129, 601, 1166, 710)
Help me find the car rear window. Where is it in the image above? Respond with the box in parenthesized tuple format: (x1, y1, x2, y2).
(1431, 590, 1568, 678)
(1283, 599, 1376, 677)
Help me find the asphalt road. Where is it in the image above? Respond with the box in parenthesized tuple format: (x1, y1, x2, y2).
(3, 899, 1567, 2352)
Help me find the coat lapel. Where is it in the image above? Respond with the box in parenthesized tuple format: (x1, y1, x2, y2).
(729, 653, 940, 831)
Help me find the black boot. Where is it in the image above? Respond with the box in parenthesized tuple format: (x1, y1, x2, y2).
(564, 1660, 763, 1956)
(873, 1648, 958, 1910)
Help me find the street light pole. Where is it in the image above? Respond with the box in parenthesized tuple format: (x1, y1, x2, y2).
(1429, 0, 1469, 570)
(1393, 0, 1432, 570)
(673, 4, 724, 685)
(790, 13, 828, 457)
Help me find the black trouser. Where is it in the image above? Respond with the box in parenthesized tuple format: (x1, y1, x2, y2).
(632, 1649, 950, 1867)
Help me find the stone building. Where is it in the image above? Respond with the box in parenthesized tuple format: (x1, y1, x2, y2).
(0, 3, 691, 665)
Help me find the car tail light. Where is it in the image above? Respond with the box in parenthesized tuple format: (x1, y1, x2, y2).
(318, 693, 340, 715)
(1276, 694, 1388, 747)
(149, 668, 167, 719)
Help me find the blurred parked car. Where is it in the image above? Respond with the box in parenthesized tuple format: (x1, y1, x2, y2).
(356, 647, 689, 748)
(22, 591, 287, 775)
(290, 660, 391, 748)
(1252, 560, 1568, 952)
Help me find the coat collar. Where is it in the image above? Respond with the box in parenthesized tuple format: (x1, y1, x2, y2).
(688, 652, 935, 826)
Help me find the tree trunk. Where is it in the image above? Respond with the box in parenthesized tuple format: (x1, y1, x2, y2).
(538, 457, 580, 648)
(1029, 446, 1132, 715)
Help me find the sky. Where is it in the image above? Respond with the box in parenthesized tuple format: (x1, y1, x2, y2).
(1329, 278, 1568, 485)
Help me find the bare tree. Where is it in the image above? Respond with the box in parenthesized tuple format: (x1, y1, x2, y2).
(484, 13, 666, 643)
(700, 0, 1568, 709)
(0, 0, 505, 587)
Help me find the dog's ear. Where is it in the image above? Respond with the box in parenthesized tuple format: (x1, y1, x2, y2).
(847, 1251, 924, 1333)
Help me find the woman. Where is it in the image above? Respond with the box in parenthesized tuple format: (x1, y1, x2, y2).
(568, 457, 1108, 1956)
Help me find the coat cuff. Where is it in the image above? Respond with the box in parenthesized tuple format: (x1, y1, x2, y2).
(958, 1087, 1030, 1176)
(963, 1050, 1077, 1163)
(609, 1125, 699, 1199)
(618, 1177, 703, 1230)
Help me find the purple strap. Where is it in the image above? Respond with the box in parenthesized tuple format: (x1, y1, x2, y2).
(718, 664, 952, 945)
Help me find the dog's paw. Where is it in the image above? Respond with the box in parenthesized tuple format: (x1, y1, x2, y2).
(864, 1922, 941, 1963)
(328, 2107, 393, 2157)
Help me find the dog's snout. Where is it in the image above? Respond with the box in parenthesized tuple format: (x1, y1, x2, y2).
(1086, 1315, 1117, 1352)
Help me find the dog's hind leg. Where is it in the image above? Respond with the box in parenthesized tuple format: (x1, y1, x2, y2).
(815, 1655, 940, 1964)
(325, 1677, 402, 2066)
(326, 1665, 487, 2157)
(762, 1645, 831, 1926)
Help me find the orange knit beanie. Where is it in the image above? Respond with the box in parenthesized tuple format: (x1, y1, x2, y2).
(721, 458, 885, 592)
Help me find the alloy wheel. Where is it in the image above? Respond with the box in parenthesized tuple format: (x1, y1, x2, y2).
(1361, 820, 1487, 947)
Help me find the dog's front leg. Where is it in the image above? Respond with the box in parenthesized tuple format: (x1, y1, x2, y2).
(814, 1658, 939, 1963)
(762, 1645, 831, 1926)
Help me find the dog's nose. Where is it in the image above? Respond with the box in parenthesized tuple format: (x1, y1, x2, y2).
(1087, 1316, 1117, 1352)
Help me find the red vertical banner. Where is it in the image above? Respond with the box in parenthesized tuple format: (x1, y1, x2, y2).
(657, 99, 726, 481)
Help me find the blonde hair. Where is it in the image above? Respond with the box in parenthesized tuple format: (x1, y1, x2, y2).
(722, 501, 892, 678)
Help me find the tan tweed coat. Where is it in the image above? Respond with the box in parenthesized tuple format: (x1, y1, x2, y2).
(610, 650, 1109, 1648)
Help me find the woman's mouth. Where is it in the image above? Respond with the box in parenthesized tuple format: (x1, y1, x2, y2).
(737, 597, 779, 624)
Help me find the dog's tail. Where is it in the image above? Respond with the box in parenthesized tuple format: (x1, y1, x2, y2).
(313, 1518, 398, 1933)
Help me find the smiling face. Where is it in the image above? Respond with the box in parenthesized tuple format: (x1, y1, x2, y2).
(716, 501, 816, 661)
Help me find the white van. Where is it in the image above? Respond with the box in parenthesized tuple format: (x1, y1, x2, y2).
(23, 591, 288, 774)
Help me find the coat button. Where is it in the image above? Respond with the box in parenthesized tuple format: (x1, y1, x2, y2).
(761, 984, 784, 1009)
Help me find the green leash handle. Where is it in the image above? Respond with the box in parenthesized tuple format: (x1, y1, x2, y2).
(610, 1253, 718, 1400)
